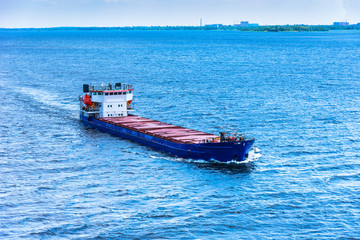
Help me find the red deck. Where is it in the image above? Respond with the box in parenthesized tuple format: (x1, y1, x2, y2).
(100, 116, 219, 144)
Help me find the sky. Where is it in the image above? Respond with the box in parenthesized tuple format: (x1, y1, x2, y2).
(1, 0, 360, 28)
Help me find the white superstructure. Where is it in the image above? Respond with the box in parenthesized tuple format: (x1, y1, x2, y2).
(79, 83, 134, 119)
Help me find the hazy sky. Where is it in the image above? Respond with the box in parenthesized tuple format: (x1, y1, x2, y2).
(1, 0, 360, 28)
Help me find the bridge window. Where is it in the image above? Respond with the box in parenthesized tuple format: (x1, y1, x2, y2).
(110, 93, 113, 95)
(105, 93, 108, 95)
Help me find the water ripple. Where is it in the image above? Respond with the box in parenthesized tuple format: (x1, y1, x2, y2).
(1, 30, 360, 239)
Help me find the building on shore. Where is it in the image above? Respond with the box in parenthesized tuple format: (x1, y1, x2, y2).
(333, 22, 349, 26)
(234, 21, 259, 27)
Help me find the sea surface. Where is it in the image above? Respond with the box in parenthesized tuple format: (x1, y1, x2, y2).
(0, 29, 360, 239)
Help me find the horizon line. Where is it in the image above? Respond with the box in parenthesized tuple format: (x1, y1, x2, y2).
(1, 23, 360, 30)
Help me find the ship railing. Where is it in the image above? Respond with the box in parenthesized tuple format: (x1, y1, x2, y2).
(218, 131, 255, 142)
(127, 102, 135, 111)
(229, 135, 254, 142)
(81, 106, 100, 113)
(197, 132, 254, 144)
(89, 83, 133, 91)
(199, 138, 220, 144)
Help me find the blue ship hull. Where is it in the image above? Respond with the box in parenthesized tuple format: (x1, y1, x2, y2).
(80, 115, 254, 162)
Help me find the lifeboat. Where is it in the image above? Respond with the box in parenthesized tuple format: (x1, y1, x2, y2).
(83, 94, 92, 106)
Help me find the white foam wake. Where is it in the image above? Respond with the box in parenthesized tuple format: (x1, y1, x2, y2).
(157, 147, 261, 165)
(16, 86, 78, 112)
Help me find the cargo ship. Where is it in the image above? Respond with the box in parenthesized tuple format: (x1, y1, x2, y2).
(79, 83, 255, 162)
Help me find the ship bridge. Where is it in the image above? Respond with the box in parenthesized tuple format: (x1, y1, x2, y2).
(80, 83, 134, 119)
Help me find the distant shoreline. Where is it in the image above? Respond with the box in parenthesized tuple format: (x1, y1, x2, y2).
(1, 25, 360, 32)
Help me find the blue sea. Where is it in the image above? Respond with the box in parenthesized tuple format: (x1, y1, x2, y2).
(0, 29, 360, 239)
